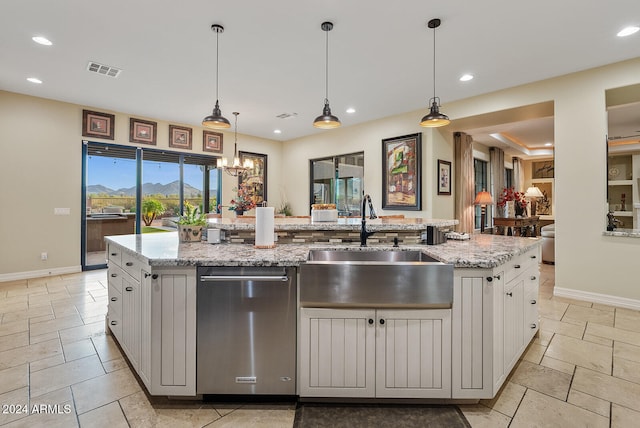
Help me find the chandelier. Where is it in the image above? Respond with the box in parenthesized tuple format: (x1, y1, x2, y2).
(217, 112, 253, 176)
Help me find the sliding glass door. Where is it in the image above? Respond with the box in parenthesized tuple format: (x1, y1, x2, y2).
(82, 141, 220, 270)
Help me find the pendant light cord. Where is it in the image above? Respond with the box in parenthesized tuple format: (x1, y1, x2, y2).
(432, 24, 436, 100)
(216, 30, 220, 101)
(325, 28, 329, 102)
(233, 112, 238, 157)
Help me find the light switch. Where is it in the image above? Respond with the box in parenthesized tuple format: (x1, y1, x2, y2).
(54, 208, 71, 215)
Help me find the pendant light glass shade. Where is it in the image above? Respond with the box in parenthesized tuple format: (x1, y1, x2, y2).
(313, 21, 341, 129)
(202, 24, 230, 129)
(420, 18, 450, 128)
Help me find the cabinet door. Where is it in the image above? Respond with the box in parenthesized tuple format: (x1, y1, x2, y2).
(503, 278, 524, 374)
(299, 308, 375, 397)
(149, 268, 197, 396)
(376, 309, 451, 398)
(121, 274, 140, 370)
(138, 270, 152, 389)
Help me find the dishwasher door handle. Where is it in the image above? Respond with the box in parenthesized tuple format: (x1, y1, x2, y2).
(200, 275, 289, 282)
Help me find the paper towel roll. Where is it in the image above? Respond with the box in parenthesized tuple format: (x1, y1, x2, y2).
(255, 207, 275, 248)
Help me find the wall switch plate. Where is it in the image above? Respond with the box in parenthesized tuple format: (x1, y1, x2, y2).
(41, 252, 48, 261)
(54, 208, 70, 215)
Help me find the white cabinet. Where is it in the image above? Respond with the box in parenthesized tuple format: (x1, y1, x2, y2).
(299, 308, 451, 398)
(107, 243, 196, 396)
(451, 246, 540, 399)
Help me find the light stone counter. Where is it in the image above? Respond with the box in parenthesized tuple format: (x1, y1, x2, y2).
(106, 232, 540, 269)
(602, 228, 640, 238)
(207, 216, 458, 232)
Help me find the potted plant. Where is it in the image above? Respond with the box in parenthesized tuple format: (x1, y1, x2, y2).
(497, 187, 527, 217)
(228, 184, 257, 216)
(141, 198, 165, 226)
(177, 202, 207, 242)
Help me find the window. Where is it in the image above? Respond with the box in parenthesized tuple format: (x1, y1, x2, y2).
(310, 152, 364, 216)
(504, 167, 513, 189)
(474, 158, 488, 229)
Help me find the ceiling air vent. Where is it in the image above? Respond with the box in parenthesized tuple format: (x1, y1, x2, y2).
(276, 113, 298, 120)
(87, 61, 122, 78)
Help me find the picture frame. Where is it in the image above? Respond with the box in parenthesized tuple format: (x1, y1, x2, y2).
(203, 130, 223, 153)
(381, 133, 421, 210)
(437, 159, 452, 195)
(168, 125, 192, 150)
(82, 110, 114, 140)
(531, 179, 553, 216)
(238, 151, 267, 206)
(129, 118, 157, 145)
(532, 160, 554, 179)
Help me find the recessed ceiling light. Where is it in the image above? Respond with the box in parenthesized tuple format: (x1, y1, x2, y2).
(459, 74, 474, 82)
(27, 77, 42, 84)
(32, 36, 52, 46)
(544, 142, 553, 147)
(274, 129, 282, 134)
(346, 107, 356, 114)
(617, 26, 639, 37)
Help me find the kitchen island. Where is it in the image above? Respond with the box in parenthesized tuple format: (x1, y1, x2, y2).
(105, 228, 540, 401)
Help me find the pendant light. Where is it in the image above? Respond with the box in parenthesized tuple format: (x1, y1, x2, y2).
(313, 21, 341, 129)
(420, 18, 450, 128)
(217, 112, 253, 176)
(202, 24, 231, 129)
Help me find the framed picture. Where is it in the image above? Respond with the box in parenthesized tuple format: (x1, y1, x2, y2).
(203, 130, 223, 153)
(532, 160, 554, 179)
(532, 180, 553, 216)
(382, 133, 421, 210)
(169, 125, 192, 149)
(238, 151, 267, 206)
(437, 159, 452, 195)
(129, 118, 157, 145)
(82, 110, 114, 140)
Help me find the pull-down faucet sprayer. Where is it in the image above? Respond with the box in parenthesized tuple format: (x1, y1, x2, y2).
(360, 193, 378, 247)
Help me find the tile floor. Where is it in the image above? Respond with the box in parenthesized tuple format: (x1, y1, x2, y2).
(1, 264, 639, 427)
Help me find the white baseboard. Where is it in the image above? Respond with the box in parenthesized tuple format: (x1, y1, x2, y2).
(554, 286, 640, 311)
(0, 266, 82, 283)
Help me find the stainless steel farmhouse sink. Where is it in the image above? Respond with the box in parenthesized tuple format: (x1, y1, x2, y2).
(300, 249, 453, 308)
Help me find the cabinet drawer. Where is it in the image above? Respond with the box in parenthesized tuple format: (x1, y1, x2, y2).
(504, 251, 538, 283)
(108, 287, 122, 341)
(107, 265, 123, 293)
(121, 254, 142, 281)
(108, 286, 122, 315)
(107, 245, 122, 266)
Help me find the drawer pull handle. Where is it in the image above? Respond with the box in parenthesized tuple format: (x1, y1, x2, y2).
(531, 276, 537, 280)
(494, 274, 501, 280)
(125, 262, 133, 267)
(531, 323, 537, 329)
(144, 273, 150, 278)
(506, 292, 513, 297)
(110, 321, 118, 326)
(368, 318, 374, 325)
(110, 297, 118, 302)
(110, 273, 117, 278)
(514, 264, 521, 269)
(486, 276, 492, 282)
(379, 319, 385, 325)
(530, 299, 537, 305)
(530, 255, 537, 259)
(111, 253, 117, 256)
(125, 286, 133, 292)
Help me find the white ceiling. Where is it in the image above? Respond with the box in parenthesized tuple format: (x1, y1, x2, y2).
(2, 0, 640, 155)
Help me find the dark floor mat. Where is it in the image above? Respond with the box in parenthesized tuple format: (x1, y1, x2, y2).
(293, 403, 471, 428)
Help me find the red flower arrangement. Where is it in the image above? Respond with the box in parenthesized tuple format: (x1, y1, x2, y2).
(497, 187, 527, 209)
(228, 184, 257, 212)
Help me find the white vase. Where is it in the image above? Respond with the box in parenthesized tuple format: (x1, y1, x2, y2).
(505, 201, 516, 218)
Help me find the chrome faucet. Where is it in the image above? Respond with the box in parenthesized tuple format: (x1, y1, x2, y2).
(360, 194, 378, 247)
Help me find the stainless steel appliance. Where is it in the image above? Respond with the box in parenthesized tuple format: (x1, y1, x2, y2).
(196, 266, 296, 395)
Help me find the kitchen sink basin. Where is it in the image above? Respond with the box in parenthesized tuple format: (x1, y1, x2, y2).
(300, 249, 453, 309)
(307, 249, 440, 263)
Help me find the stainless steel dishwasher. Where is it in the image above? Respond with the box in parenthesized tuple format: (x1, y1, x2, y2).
(196, 266, 296, 396)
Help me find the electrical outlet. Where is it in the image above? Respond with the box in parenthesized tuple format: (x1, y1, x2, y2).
(41, 252, 48, 261)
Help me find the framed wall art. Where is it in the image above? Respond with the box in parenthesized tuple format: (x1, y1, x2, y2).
(381, 133, 421, 210)
(203, 130, 223, 153)
(532, 160, 554, 179)
(437, 159, 452, 195)
(168, 125, 192, 150)
(82, 110, 114, 140)
(238, 151, 267, 206)
(129, 118, 157, 145)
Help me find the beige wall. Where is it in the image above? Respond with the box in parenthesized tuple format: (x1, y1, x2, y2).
(282, 113, 455, 219)
(0, 91, 282, 278)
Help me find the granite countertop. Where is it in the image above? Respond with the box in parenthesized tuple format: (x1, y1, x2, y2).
(207, 217, 458, 231)
(602, 228, 640, 238)
(106, 232, 540, 269)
